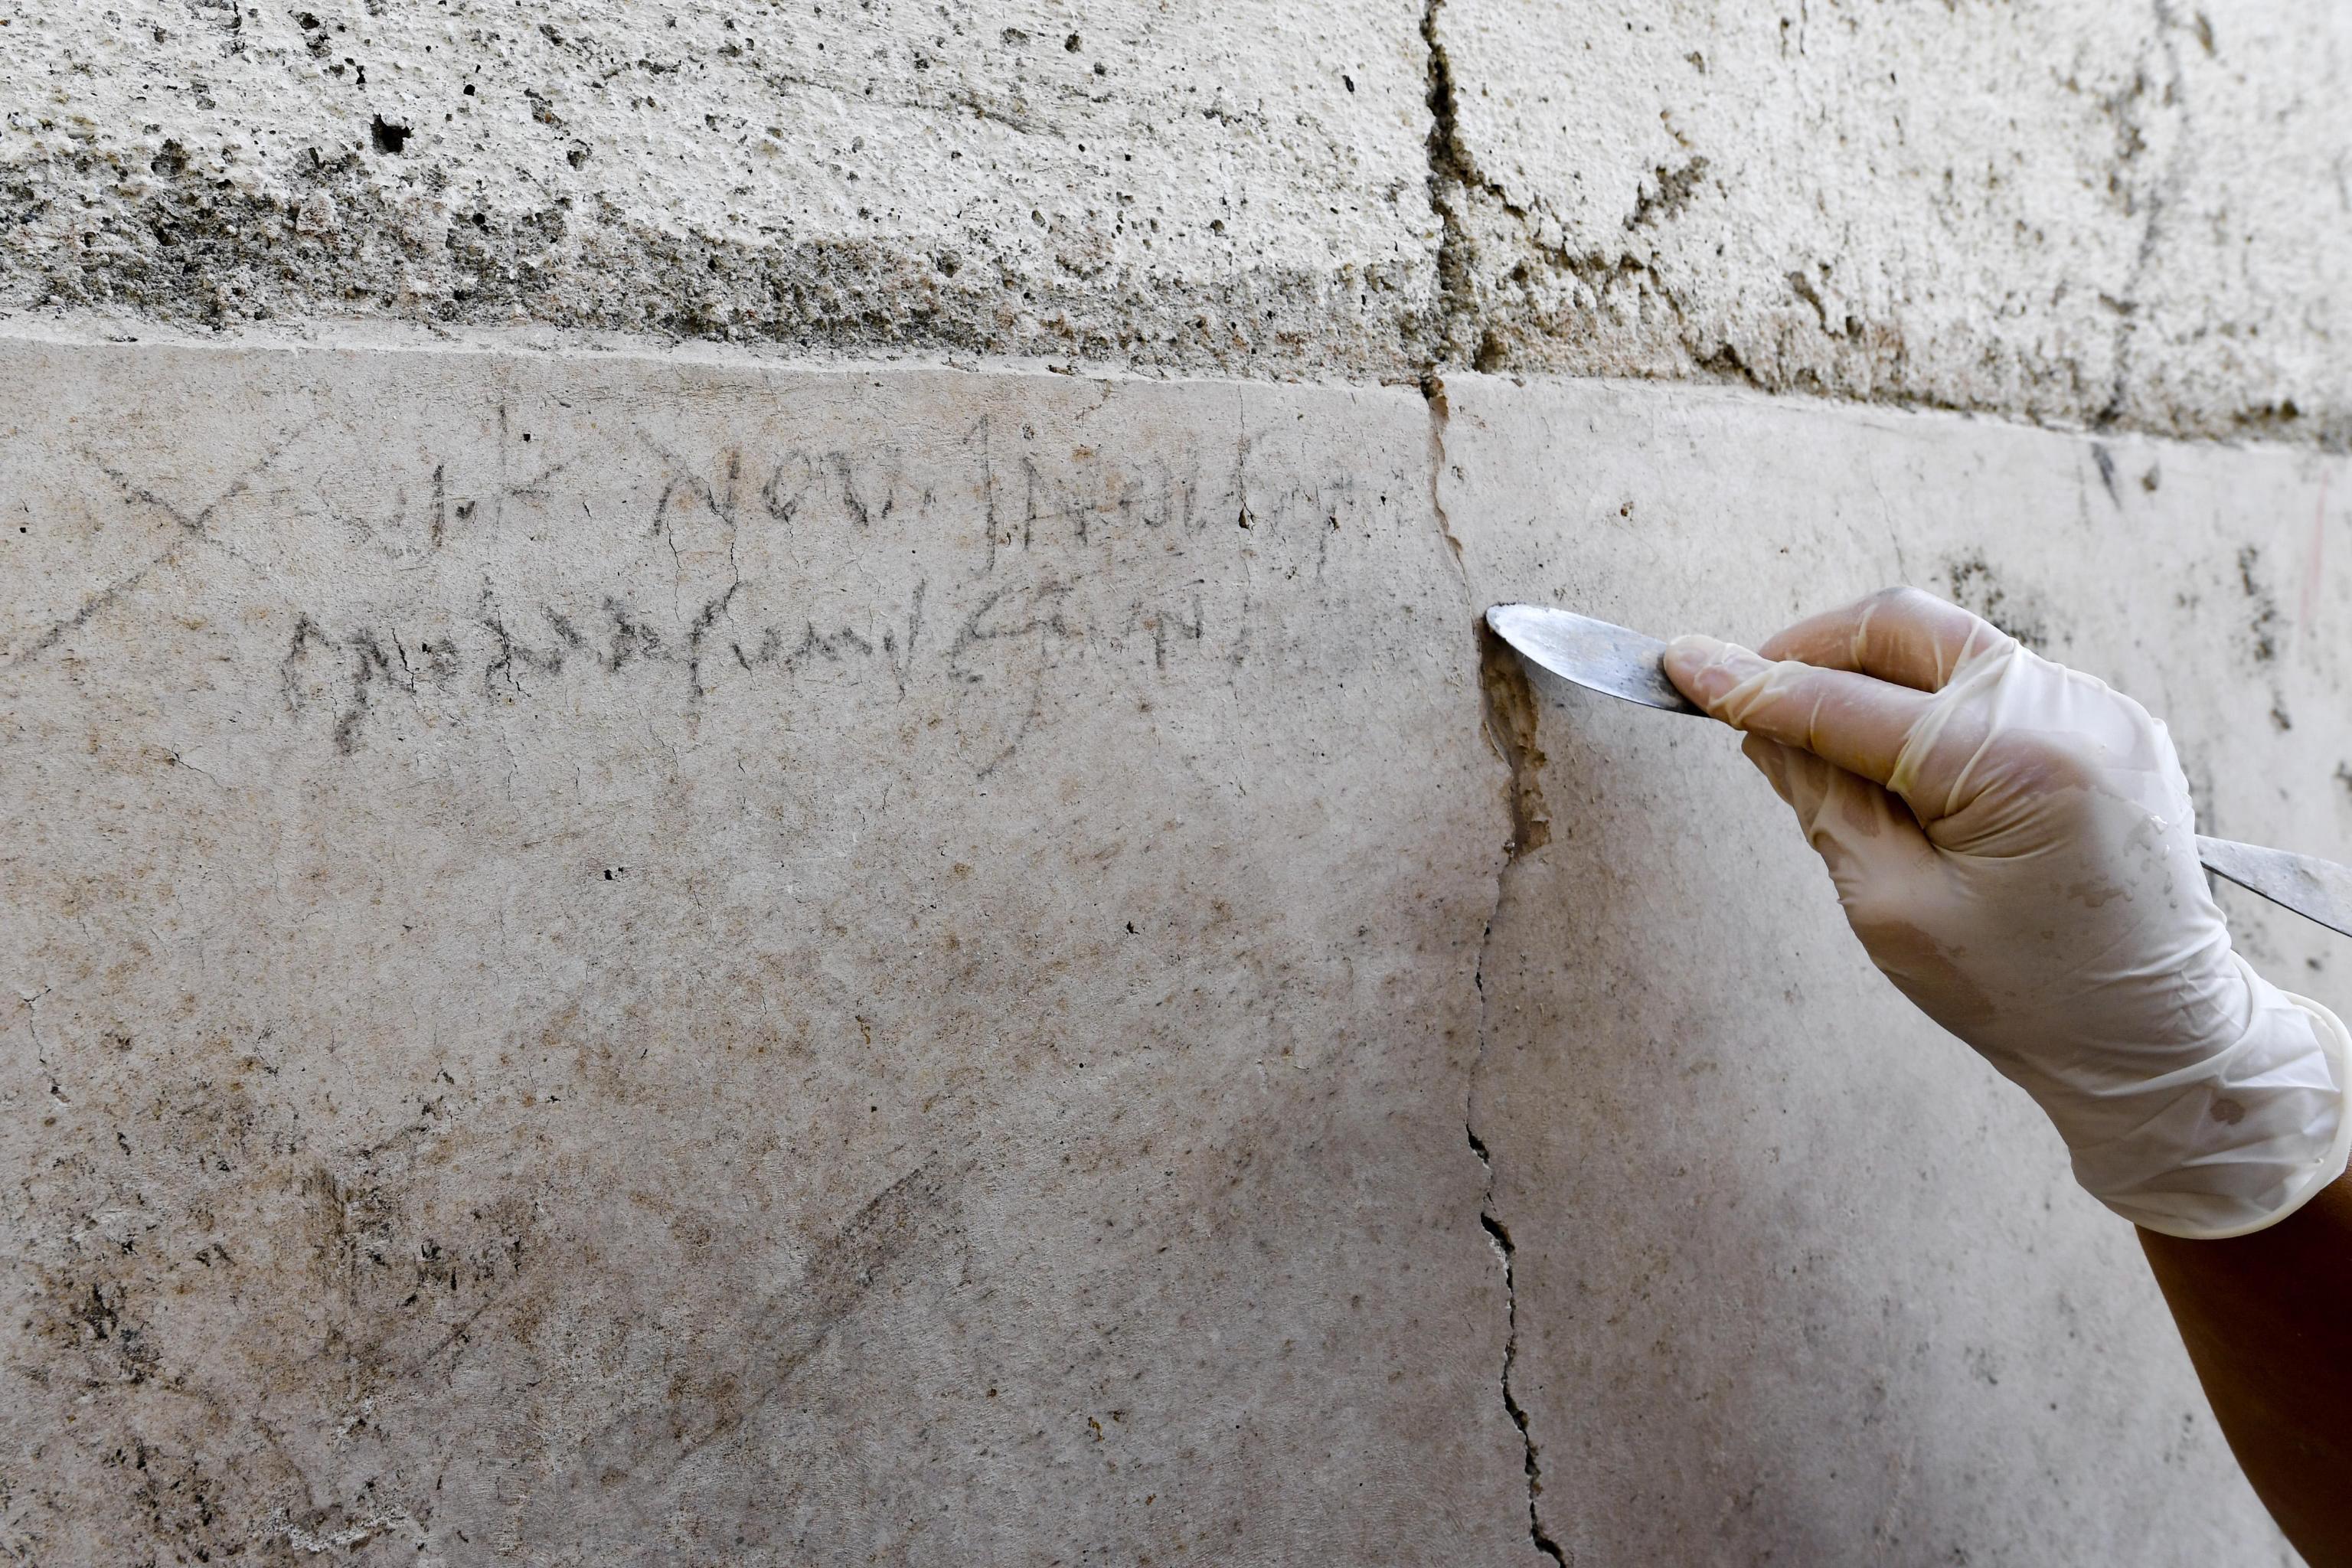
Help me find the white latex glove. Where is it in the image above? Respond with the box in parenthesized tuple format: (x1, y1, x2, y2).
(1665, 588, 2350, 1239)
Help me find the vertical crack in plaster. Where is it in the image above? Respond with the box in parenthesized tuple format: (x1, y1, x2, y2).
(1416, 0, 1713, 385)
(1419, 0, 1478, 368)
(1467, 1127, 1567, 1567)
(1462, 651, 1564, 1566)
(1423, 374, 1468, 570)
(1424, 366, 1562, 1565)
(1478, 625, 1552, 859)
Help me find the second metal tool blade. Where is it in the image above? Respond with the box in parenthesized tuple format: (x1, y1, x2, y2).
(2196, 836, 2352, 942)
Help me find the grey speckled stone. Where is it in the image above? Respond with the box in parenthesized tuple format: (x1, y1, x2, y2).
(1426, 2, 2352, 443)
(5, 3, 2350, 439)
(1420, 3, 2352, 444)
(0, 0, 1439, 377)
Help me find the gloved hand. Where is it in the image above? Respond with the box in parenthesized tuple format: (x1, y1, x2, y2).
(1664, 587, 2350, 1239)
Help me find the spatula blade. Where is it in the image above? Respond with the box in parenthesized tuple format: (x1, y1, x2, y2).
(1485, 603, 1700, 715)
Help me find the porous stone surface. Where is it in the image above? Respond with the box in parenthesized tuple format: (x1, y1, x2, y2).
(0, 0, 1437, 371)
(6, 2, 2350, 439)
(1426, 0, 2352, 442)
(9, 328, 2350, 1563)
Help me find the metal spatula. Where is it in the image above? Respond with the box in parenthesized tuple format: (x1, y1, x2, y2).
(1486, 603, 2352, 940)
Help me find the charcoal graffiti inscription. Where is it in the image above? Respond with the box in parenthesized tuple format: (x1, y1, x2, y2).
(250, 418, 1382, 765)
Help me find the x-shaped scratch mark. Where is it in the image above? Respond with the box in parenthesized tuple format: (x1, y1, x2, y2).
(8, 442, 287, 669)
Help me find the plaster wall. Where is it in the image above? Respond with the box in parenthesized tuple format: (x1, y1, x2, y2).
(5, 1, 2352, 1563)
(2, 334, 1521, 1561)
(5, 330, 2347, 1565)
(1439, 374, 2348, 1565)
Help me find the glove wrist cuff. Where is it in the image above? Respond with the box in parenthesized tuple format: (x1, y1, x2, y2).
(2072, 958, 2352, 1240)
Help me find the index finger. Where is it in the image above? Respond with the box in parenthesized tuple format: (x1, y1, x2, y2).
(1664, 634, 1934, 789)
(1756, 586, 2011, 691)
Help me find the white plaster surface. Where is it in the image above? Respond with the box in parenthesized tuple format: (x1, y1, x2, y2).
(1429, 0, 2352, 440)
(0, 333, 1521, 1563)
(1439, 372, 2350, 1564)
(8, 330, 2350, 1563)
